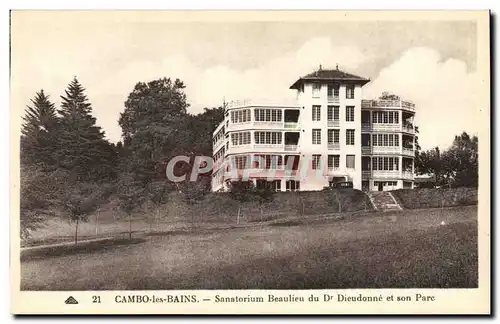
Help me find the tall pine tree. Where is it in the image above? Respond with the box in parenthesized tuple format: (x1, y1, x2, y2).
(57, 77, 117, 182)
(21, 90, 59, 168)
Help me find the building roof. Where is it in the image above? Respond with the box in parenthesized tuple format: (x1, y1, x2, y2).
(290, 66, 370, 89)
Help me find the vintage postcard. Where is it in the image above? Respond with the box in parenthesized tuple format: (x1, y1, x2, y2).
(10, 10, 490, 315)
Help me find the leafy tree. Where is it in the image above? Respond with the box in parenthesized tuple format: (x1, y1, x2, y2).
(415, 132, 478, 188)
(56, 77, 117, 182)
(20, 165, 67, 239)
(444, 132, 478, 187)
(117, 174, 146, 240)
(59, 180, 103, 244)
(147, 180, 170, 228)
(119, 78, 189, 185)
(328, 189, 350, 213)
(21, 90, 59, 168)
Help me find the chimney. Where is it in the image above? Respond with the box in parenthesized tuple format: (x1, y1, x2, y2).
(336, 63, 339, 70)
(319, 64, 322, 71)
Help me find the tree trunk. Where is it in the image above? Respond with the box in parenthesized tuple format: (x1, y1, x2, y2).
(74, 217, 79, 245)
(128, 214, 132, 240)
(95, 207, 100, 236)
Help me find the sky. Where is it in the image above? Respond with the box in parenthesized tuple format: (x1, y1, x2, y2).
(11, 11, 482, 150)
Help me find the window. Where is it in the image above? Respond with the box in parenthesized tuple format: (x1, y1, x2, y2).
(266, 180, 281, 191)
(372, 134, 378, 146)
(395, 135, 399, 146)
(256, 155, 283, 169)
(327, 84, 340, 98)
(346, 106, 355, 122)
(328, 155, 340, 169)
(255, 109, 282, 122)
(234, 155, 248, 170)
(328, 129, 340, 144)
(327, 130, 333, 144)
(372, 157, 399, 171)
(346, 85, 355, 99)
(383, 134, 389, 146)
(312, 84, 321, 98)
(389, 111, 394, 123)
(312, 129, 321, 144)
(312, 155, 321, 170)
(394, 111, 399, 124)
(230, 109, 251, 123)
(327, 105, 340, 121)
(231, 132, 251, 146)
(327, 106, 334, 121)
(346, 155, 355, 169)
(346, 129, 355, 145)
(286, 180, 300, 192)
(312, 105, 321, 121)
(254, 131, 282, 145)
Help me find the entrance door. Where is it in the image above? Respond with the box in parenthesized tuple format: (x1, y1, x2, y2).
(378, 182, 383, 191)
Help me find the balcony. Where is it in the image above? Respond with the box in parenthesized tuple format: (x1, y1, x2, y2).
(402, 171, 414, 180)
(361, 146, 372, 154)
(327, 96, 340, 104)
(402, 125, 415, 134)
(372, 170, 401, 178)
(327, 120, 340, 127)
(361, 99, 415, 112)
(372, 146, 401, 154)
(371, 124, 401, 132)
(284, 144, 298, 151)
(328, 143, 340, 150)
(284, 122, 299, 129)
(402, 148, 415, 157)
(361, 123, 371, 132)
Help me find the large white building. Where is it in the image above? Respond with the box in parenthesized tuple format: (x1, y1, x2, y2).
(211, 66, 416, 192)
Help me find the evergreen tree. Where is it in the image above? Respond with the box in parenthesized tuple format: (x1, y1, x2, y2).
(57, 77, 117, 181)
(20, 90, 59, 168)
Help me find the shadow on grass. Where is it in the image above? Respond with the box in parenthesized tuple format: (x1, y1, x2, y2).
(130, 222, 477, 290)
(21, 237, 147, 262)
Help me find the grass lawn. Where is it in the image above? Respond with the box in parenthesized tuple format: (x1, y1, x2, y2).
(20, 206, 477, 290)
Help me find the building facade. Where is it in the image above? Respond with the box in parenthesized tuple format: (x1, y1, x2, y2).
(211, 66, 416, 192)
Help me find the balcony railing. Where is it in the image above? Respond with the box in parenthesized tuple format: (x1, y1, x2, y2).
(361, 99, 415, 111)
(362, 170, 372, 179)
(372, 170, 401, 178)
(361, 123, 371, 131)
(402, 125, 415, 134)
(371, 124, 401, 132)
(361, 146, 372, 154)
(372, 146, 401, 154)
(253, 143, 284, 149)
(284, 144, 298, 151)
(402, 148, 415, 156)
(328, 143, 340, 150)
(284, 122, 299, 129)
(327, 120, 340, 127)
(327, 96, 340, 104)
(402, 171, 414, 180)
